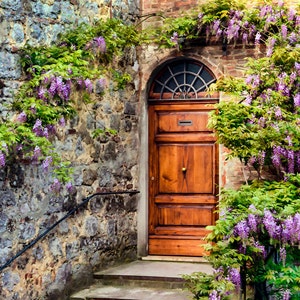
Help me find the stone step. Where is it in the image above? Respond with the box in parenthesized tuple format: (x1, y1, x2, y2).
(70, 285, 192, 300)
(70, 259, 213, 300)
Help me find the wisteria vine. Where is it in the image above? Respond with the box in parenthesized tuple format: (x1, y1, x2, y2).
(201, 1, 300, 180)
(171, 1, 300, 299)
(0, 18, 141, 192)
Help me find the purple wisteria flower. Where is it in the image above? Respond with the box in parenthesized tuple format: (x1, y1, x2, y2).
(242, 32, 248, 44)
(48, 76, 71, 101)
(213, 266, 224, 280)
(234, 220, 250, 239)
(286, 135, 292, 146)
(296, 152, 300, 173)
(84, 78, 93, 93)
(255, 32, 261, 45)
(49, 77, 59, 97)
(271, 146, 284, 168)
(266, 37, 276, 56)
(50, 178, 61, 193)
(295, 62, 300, 75)
(249, 204, 257, 212)
(266, 14, 277, 25)
(288, 8, 296, 21)
(288, 32, 297, 45)
(209, 290, 221, 300)
(263, 210, 281, 239)
(37, 86, 47, 101)
(0, 151, 5, 167)
(283, 290, 291, 300)
(212, 20, 221, 34)
(43, 77, 50, 85)
(274, 106, 282, 119)
(33, 119, 44, 137)
(244, 94, 252, 105)
(46, 124, 56, 135)
(293, 213, 300, 243)
(253, 241, 266, 258)
(94, 36, 106, 53)
(282, 218, 292, 241)
(33, 146, 41, 161)
(42, 156, 53, 172)
(17, 111, 27, 123)
(66, 182, 74, 193)
(247, 213, 258, 232)
(98, 78, 106, 88)
(58, 117, 66, 127)
(279, 247, 286, 264)
(60, 79, 71, 100)
(294, 93, 300, 107)
(290, 72, 297, 83)
(170, 32, 179, 45)
(227, 268, 241, 288)
(29, 106, 36, 114)
(257, 117, 266, 128)
(282, 213, 300, 244)
(287, 150, 295, 174)
(245, 74, 260, 88)
(76, 78, 84, 88)
(281, 24, 288, 40)
(16, 144, 23, 152)
(278, 0, 284, 7)
(43, 127, 49, 138)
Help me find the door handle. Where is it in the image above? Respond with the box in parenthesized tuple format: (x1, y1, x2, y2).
(182, 167, 187, 172)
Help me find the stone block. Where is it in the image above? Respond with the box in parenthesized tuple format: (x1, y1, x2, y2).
(0, 52, 21, 79)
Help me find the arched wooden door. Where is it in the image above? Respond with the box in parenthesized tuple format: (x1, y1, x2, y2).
(148, 58, 219, 256)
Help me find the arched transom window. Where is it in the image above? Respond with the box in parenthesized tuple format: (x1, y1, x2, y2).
(148, 58, 217, 101)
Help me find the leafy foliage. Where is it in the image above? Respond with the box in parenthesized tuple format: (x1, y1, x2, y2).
(0, 18, 143, 191)
(175, 1, 300, 300)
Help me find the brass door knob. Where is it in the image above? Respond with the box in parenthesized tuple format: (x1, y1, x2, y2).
(182, 167, 187, 172)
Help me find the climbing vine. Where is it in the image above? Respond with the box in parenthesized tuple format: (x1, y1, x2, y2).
(0, 18, 143, 192)
(165, 1, 300, 299)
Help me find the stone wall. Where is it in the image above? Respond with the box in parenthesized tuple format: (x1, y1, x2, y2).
(0, 1, 140, 299)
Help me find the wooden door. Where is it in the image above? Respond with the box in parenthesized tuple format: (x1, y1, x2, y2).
(148, 102, 219, 256)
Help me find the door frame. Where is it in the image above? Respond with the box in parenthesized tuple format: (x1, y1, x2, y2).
(137, 57, 220, 257)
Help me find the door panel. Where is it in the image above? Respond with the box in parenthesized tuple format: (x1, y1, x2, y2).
(158, 144, 214, 193)
(148, 103, 218, 256)
(157, 111, 211, 133)
(157, 205, 215, 226)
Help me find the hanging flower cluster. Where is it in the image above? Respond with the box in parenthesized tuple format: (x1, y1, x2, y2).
(204, 176, 300, 299)
(242, 59, 300, 177)
(204, 1, 300, 180)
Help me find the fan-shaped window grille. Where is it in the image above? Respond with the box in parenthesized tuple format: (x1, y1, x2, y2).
(148, 59, 217, 101)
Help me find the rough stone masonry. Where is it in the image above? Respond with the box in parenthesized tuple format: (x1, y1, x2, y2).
(0, 0, 140, 299)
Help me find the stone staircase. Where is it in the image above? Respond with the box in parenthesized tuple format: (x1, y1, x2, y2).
(70, 257, 213, 300)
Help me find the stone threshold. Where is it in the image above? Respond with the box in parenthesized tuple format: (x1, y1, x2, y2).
(140, 255, 209, 263)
